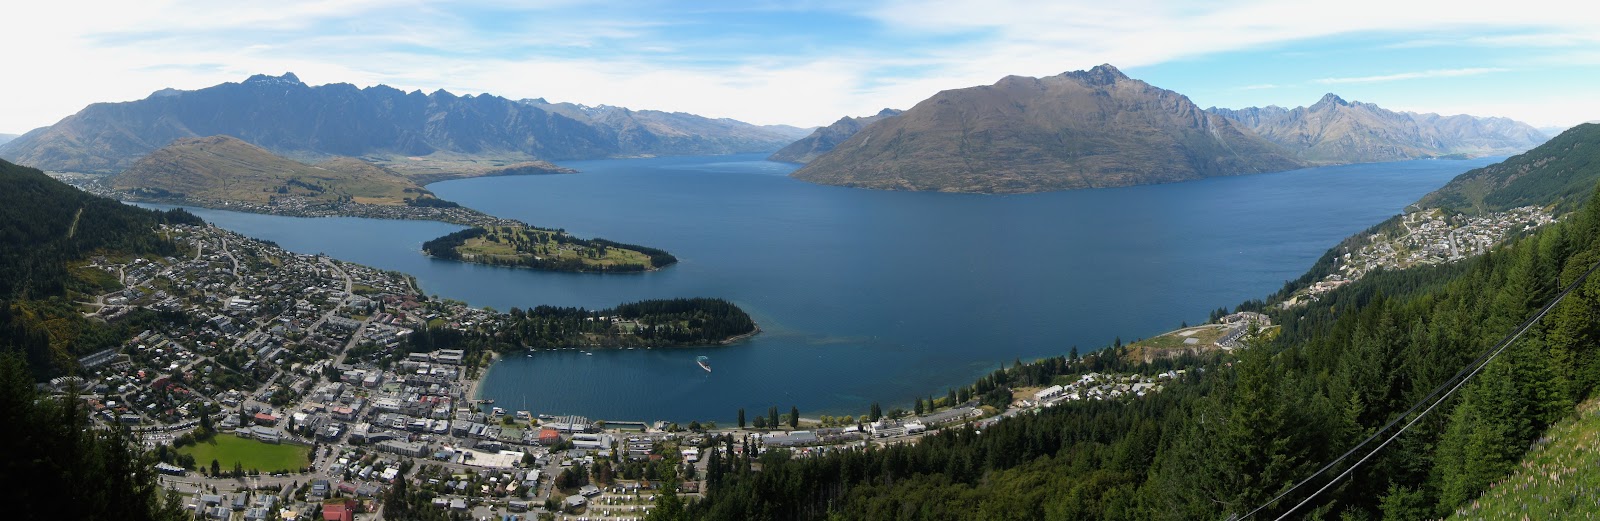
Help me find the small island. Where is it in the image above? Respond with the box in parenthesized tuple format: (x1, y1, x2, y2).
(422, 225, 677, 273)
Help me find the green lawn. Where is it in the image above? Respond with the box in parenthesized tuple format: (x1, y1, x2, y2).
(178, 433, 311, 473)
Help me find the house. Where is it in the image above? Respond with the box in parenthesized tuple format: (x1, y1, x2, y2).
(254, 412, 279, 426)
(765, 431, 820, 447)
(579, 484, 602, 497)
(564, 495, 587, 510)
(322, 499, 356, 521)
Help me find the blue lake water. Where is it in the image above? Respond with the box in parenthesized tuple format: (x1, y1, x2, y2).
(146, 154, 1498, 422)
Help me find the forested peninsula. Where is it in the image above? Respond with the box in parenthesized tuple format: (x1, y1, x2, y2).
(403, 298, 758, 356)
(422, 225, 677, 273)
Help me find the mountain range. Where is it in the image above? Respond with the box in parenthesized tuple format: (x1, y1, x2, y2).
(0, 134, 16, 146)
(790, 64, 1304, 193)
(1208, 94, 1547, 164)
(768, 108, 902, 163)
(0, 73, 807, 176)
(521, 98, 809, 158)
(789, 66, 1548, 194)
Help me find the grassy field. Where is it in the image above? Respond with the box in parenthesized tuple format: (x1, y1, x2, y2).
(1119, 325, 1235, 364)
(1449, 397, 1600, 519)
(178, 434, 311, 474)
(460, 226, 657, 270)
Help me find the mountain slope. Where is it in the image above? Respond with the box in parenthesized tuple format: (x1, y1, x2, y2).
(0, 159, 196, 300)
(0, 73, 800, 175)
(110, 135, 436, 206)
(768, 108, 902, 163)
(0, 133, 16, 146)
(1416, 123, 1600, 215)
(1210, 94, 1547, 164)
(521, 99, 810, 157)
(790, 64, 1304, 194)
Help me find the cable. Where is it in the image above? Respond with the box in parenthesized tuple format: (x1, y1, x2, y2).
(1235, 255, 1600, 520)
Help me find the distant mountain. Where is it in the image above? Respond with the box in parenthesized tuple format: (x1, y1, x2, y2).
(0, 133, 16, 146)
(111, 135, 437, 206)
(0, 73, 802, 175)
(1416, 123, 1600, 215)
(1209, 94, 1547, 164)
(520, 98, 811, 157)
(768, 108, 902, 163)
(791, 64, 1303, 194)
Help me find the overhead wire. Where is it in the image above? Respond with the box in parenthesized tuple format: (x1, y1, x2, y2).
(1234, 254, 1600, 521)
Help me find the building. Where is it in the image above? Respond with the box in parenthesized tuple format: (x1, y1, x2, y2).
(376, 439, 430, 458)
(765, 431, 820, 447)
(321, 499, 356, 521)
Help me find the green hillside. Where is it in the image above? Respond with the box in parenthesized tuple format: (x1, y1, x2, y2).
(1449, 397, 1600, 519)
(1418, 123, 1600, 215)
(0, 159, 197, 299)
(0, 158, 200, 377)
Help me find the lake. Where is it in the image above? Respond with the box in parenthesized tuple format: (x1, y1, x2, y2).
(149, 154, 1498, 422)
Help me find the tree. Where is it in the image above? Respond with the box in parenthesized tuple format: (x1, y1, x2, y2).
(212, 459, 221, 476)
(645, 465, 687, 521)
(789, 405, 799, 429)
(768, 406, 779, 428)
(737, 408, 745, 429)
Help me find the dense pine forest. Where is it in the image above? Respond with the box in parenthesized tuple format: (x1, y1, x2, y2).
(684, 132, 1600, 520)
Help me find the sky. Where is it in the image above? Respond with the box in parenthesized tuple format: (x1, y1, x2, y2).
(4, 0, 1599, 135)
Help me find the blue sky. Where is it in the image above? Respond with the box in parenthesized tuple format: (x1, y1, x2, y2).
(5, 0, 1598, 134)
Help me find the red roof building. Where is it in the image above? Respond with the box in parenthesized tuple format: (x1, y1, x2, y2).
(538, 428, 561, 445)
(322, 499, 356, 521)
(253, 412, 279, 426)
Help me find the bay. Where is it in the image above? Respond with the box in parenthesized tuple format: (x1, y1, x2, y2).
(146, 154, 1498, 422)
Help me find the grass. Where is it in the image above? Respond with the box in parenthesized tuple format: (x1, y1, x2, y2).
(1131, 326, 1228, 350)
(459, 226, 657, 270)
(178, 433, 311, 474)
(1449, 397, 1600, 519)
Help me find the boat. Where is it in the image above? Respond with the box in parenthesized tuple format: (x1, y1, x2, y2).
(696, 355, 712, 373)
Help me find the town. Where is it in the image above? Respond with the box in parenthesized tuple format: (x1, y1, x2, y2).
(1282, 205, 1555, 307)
(57, 222, 1181, 521)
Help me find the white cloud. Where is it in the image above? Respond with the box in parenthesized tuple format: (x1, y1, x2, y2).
(1313, 68, 1510, 85)
(2, 0, 1599, 133)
